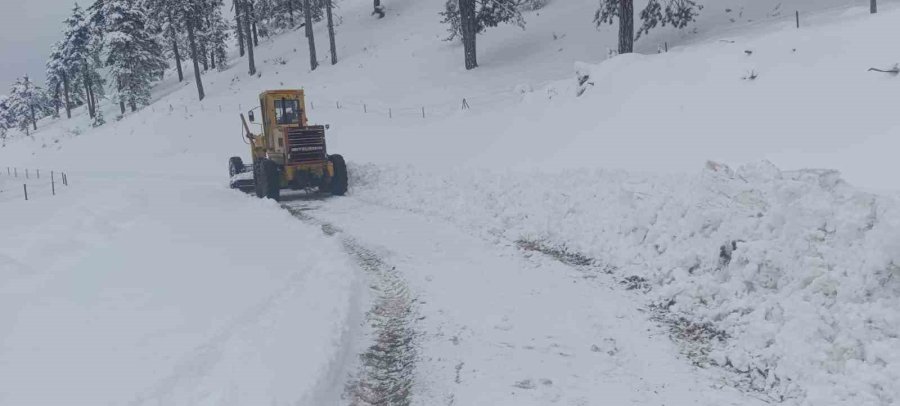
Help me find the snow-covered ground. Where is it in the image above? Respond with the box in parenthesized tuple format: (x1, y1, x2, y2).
(2, 0, 900, 404)
(0, 174, 361, 405)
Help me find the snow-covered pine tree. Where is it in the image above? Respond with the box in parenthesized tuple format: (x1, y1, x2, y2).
(46, 41, 70, 119)
(232, 0, 246, 57)
(240, 0, 257, 75)
(206, 5, 231, 71)
(6, 76, 49, 136)
(594, 0, 702, 54)
(170, 0, 212, 99)
(0, 95, 11, 140)
(103, 0, 168, 114)
(440, 0, 525, 70)
(61, 3, 105, 119)
(145, 0, 188, 81)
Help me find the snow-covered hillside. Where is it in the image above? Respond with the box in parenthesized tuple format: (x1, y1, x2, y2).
(2, 0, 900, 405)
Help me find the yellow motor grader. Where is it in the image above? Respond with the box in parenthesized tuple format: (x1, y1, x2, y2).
(229, 89, 348, 200)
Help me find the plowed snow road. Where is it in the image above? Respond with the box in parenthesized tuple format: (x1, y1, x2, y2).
(280, 192, 768, 406)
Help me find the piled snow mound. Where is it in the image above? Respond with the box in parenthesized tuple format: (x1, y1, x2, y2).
(349, 161, 900, 405)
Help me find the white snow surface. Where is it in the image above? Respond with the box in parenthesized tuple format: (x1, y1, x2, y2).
(0, 176, 359, 405)
(348, 160, 900, 405)
(2, 0, 900, 404)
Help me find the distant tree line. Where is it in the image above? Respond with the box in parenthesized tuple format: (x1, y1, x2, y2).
(0, 0, 709, 140)
(0, 0, 339, 140)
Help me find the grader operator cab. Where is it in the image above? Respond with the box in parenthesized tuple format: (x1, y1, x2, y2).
(229, 90, 348, 200)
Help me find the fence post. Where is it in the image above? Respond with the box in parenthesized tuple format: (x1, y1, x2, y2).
(14, 168, 17, 177)
(336, 101, 340, 109)
(23, 184, 27, 201)
(311, 101, 315, 110)
(37, 169, 40, 179)
(6, 167, 9, 175)
(51, 172, 55, 196)
(422, 107, 426, 119)
(389, 108, 392, 119)
(364, 104, 367, 113)
(796, 11, 799, 28)
(665, 42, 668, 52)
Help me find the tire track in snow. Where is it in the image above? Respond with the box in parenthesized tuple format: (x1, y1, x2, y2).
(283, 200, 419, 406)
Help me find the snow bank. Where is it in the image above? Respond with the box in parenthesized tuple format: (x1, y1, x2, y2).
(348, 161, 900, 405)
(0, 177, 358, 405)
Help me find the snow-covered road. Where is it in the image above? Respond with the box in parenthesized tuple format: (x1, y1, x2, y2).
(282, 192, 768, 406)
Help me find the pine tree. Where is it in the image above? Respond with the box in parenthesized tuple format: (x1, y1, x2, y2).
(0, 95, 11, 140)
(594, 0, 701, 54)
(7, 76, 49, 136)
(145, 0, 187, 81)
(241, 0, 257, 75)
(103, 0, 168, 113)
(325, 0, 337, 65)
(46, 41, 71, 119)
(303, 0, 318, 70)
(233, 0, 246, 56)
(440, 0, 524, 70)
(61, 3, 105, 119)
(207, 6, 231, 71)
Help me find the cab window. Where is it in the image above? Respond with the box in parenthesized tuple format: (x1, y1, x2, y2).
(274, 99, 300, 125)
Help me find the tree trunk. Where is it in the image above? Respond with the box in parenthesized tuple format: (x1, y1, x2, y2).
(83, 69, 95, 118)
(234, 0, 245, 57)
(186, 18, 205, 100)
(871, 0, 877, 13)
(30, 103, 37, 131)
(129, 98, 136, 112)
(618, 0, 634, 54)
(117, 78, 126, 114)
(210, 50, 216, 70)
(62, 71, 72, 119)
(288, 0, 294, 26)
(54, 82, 61, 117)
(326, 0, 337, 65)
(243, 0, 257, 75)
(373, 0, 384, 18)
(168, 9, 184, 81)
(303, 0, 318, 70)
(200, 42, 209, 71)
(460, 0, 477, 70)
(250, 1, 259, 46)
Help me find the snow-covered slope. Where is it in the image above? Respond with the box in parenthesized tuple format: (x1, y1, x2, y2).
(2, 0, 900, 405)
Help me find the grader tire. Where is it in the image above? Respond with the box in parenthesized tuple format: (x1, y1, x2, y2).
(228, 157, 245, 177)
(262, 159, 281, 201)
(228, 157, 244, 189)
(253, 160, 265, 198)
(329, 155, 348, 196)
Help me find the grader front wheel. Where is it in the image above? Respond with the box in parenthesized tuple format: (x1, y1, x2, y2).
(261, 160, 281, 201)
(329, 154, 348, 196)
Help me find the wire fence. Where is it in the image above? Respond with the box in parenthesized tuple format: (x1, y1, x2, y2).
(149, 75, 563, 123)
(0, 167, 70, 203)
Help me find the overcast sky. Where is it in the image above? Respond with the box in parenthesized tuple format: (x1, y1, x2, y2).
(0, 0, 73, 93)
